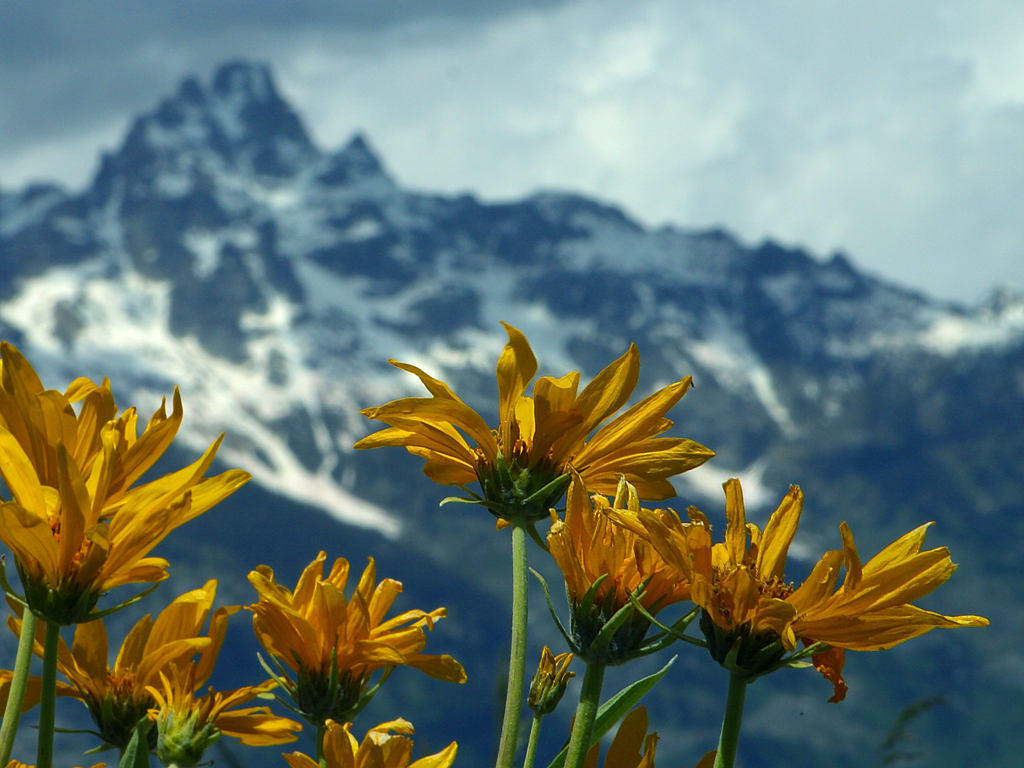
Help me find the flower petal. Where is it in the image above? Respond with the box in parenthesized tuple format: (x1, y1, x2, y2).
(0, 501, 60, 583)
(755, 485, 803, 582)
(410, 741, 459, 768)
(573, 377, 693, 465)
(496, 322, 538, 440)
(0, 425, 47, 514)
(811, 645, 849, 702)
(359, 398, 496, 459)
(723, 479, 747, 567)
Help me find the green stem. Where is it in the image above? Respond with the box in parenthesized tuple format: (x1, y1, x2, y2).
(0, 609, 38, 764)
(712, 673, 749, 768)
(562, 661, 606, 768)
(521, 713, 543, 768)
(316, 722, 327, 767)
(36, 619, 61, 768)
(495, 523, 529, 768)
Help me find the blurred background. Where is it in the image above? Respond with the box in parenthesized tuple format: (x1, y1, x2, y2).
(1, 2, 1020, 766)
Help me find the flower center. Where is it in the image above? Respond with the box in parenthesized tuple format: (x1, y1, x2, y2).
(760, 575, 795, 601)
(708, 566, 795, 625)
(48, 514, 93, 569)
(108, 672, 139, 700)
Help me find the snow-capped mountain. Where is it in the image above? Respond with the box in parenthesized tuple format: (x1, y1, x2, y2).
(1, 60, 1019, 767)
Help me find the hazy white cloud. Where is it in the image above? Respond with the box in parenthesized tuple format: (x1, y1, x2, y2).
(2, 0, 1022, 303)
(274, 0, 1024, 302)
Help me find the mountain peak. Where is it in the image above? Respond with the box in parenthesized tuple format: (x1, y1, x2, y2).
(204, 60, 313, 152)
(94, 60, 317, 194)
(317, 132, 392, 187)
(210, 60, 277, 105)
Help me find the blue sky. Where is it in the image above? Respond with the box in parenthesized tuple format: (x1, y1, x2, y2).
(2, 0, 1023, 303)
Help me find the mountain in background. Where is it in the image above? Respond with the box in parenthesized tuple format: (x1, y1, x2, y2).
(1, 60, 1020, 767)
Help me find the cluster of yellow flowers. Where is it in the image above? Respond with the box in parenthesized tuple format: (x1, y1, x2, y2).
(354, 323, 987, 768)
(0, 342, 461, 768)
(0, 325, 987, 768)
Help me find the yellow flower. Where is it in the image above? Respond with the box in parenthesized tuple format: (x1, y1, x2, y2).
(6, 580, 234, 750)
(583, 706, 658, 768)
(247, 551, 466, 726)
(582, 706, 714, 768)
(547, 476, 692, 663)
(283, 718, 457, 768)
(147, 668, 301, 767)
(609, 478, 989, 698)
(0, 342, 249, 624)
(355, 323, 713, 522)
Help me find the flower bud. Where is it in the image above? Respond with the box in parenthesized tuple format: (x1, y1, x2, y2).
(528, 646, 574, 715)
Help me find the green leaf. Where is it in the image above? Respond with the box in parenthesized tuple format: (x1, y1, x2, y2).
(524, 521, 550, 551)
(86, 582, 161, 622)
(628, 597, 706, 650)
(543, 655, 677, 768)
(119, 718, 152, 768)
(439, 494, 484, 506)
(588, 598, 637, 655)
(522, 472, 571, 506)
(578, 574, 610, 619)
(256, 651, 293, 692)
(0, 556, 28, 607)
(530, 567, 573, 650)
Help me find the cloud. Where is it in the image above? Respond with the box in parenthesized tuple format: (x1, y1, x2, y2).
(0, 0, 553, 186)
(275, 0, 1024, 301)
(2, 0, 1023, 302)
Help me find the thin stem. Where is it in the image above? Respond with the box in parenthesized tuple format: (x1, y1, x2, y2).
(316, 722, 327, 767)
(495, 523, 529, 768)
(713, 673, 749, 768)
(36, 619, 61, 768)
(562, 661, 606, 768)
(521, 713, 543, 768)
(0, 609, 38, 764)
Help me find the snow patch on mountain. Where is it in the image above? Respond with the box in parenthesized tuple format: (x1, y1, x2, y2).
(0, 261, 400, 536)
(184, 227, 259, 278)
(0, 185, 66, 236)
(552, 202, 732, 284)
(686, 312, 798, 435)
(911, 296, 1024, 354)
(145, 116, 210, 153)
(759, 271, 807, 316)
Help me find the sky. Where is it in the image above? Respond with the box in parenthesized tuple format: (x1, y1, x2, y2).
(2, 0, 1023, 304)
